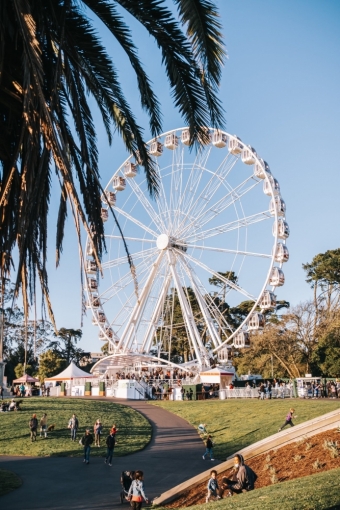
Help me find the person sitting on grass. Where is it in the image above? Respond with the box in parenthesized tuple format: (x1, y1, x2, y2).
(278, 408, 297, 432)
(220, 454, 257, 496)
(202, 435, 214, 461)
(206, 470, 221, 503)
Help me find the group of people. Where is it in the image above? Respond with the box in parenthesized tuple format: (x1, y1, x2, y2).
(66, 414, 119, 466)
(0, 398, 21, 411)
(28, 413, 48, 441)
(206, 455, 257, 502)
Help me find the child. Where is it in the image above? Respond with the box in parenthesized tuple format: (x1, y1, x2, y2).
(110, 423, 119, 436)
(202, 435, 215, 461)
(278, 408, 297, 431)
(206, 470, 221, 503)
(127, 470, 149, 510)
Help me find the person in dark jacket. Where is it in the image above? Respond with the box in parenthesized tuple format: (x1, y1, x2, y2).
(104, 431, 116, 466)
(81, 428, 94, 464)
(220, 454, 257, 495)
(29, 413, 38, 441)
(202, 435, 214, 461)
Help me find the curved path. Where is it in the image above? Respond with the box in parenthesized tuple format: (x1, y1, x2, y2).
(0, 399, 207, 510)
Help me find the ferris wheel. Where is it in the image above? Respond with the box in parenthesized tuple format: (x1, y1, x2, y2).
(85, 128, 289, 369)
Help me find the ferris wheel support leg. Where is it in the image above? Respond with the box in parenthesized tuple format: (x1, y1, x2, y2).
(167, 251, 204, 366)
(116, 251, 165, 352)
(179, 257, 222, 349)
(141, 272, 172, 354)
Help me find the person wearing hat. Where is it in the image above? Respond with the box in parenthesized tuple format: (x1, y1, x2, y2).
(81, 428, 94, 464)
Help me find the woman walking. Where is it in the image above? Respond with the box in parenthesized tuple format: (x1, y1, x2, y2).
(128, 470, 149, 510)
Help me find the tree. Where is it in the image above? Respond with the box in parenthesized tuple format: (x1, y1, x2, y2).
(49, 328, 83, 365)
(38, 350, 67, 382)
(303, 248, 340, 308)
(14, 363, 33, 379)
(0, 0, 226, 319)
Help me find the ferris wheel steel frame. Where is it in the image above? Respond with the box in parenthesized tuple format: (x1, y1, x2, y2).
(85, 127, 287, 372)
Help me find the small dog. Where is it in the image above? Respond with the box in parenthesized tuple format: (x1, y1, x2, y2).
(47, 424, 55, 432)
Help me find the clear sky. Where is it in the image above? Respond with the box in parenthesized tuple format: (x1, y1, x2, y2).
(36, 0, 340, 352)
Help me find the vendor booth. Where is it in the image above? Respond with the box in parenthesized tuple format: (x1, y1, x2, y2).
(200, 366, 235, 400)
(13, 374, 40, 396)
(45, 361, 93, 396)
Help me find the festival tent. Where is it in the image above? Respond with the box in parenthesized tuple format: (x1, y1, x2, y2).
(200, 366, 235, 388)
(13, 374, 39, 384)
(45, 361, 93, 382)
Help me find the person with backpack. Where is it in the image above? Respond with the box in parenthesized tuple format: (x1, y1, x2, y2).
(29, 413, 38, 441)
(202, 435, 214, 461)
(104, 430, 116, 466)
(68, 413, 79, 441)
(81, 428, 94, 465)
(278, 408, 297, 432)
(127, 470, 149, 510)
(220, 454, 257, 496)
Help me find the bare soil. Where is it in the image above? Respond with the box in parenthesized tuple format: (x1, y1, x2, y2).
(165, 428, 340, 508)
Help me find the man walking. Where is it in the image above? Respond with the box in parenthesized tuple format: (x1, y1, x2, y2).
(81, 428, 94, 465)
(68, 413, 79, 441)
(104, 430, 116, 466)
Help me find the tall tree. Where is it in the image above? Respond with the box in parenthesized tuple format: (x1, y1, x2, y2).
(0, 0, 226, 320)
(49, 327, 83, 364)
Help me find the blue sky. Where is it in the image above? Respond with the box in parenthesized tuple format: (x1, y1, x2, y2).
(39, 0, 340, 352)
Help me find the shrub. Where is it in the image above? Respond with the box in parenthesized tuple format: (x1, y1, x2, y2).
(293, 454, 302, 462)
(312, 459, 322, 470)
(305, 442, 313, 451)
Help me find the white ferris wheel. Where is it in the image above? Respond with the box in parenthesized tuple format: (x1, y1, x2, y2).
(85, 128, 289, 372)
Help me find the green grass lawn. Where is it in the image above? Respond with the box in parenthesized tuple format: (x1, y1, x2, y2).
(0, 398, 151, 457)
(159, 468, 340, 510)
(151, 399, 340, 459)
(0, 469, 22, 496)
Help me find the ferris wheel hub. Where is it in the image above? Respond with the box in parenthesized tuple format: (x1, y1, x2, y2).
(156, 234, 170, 250)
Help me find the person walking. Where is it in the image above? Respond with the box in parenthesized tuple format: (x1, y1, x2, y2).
(127, 470, 149, 510)
(278, 408, 297, 432)
(29, 414, 38, 442)
(40, 413, 48, 438)
(258, 383, 265, 400)
(0, 385, 4, 400)
(104, 430, 116, 466)
(202, 435, 215, 461)
(94, 419, 103, 447)
(81, 428, 93, 465)
(68, 413, 79, 441)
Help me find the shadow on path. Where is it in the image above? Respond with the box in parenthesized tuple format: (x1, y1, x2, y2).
(0, 399, 211, 510)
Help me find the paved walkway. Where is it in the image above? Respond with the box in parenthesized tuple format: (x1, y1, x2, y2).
(0, 400, 210, 509)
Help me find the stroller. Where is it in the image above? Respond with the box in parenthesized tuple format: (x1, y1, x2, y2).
(120, 470, 135, 504)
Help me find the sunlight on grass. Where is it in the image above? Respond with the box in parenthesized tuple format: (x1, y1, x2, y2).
(151, 399, 340, 459)
(0, 469, 22, 496)
(0, 398, 151, 457)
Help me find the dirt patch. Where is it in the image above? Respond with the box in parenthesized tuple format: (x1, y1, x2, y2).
(165, 428, 340, 507)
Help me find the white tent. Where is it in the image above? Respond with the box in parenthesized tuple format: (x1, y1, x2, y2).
(45, 361, 93, 381)
(200, 366, 235, 388)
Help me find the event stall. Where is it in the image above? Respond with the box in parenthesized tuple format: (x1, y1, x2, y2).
(45, 361, 93, 396)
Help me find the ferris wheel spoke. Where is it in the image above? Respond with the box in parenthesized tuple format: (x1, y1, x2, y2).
(177, 256, 223, 348)
(99, 251, 157, 301)
(127, 177, 166, 233)
(185, 210, 272, 244)
(105, 235, 156, 244)
(184, 243, 271, 259)
(102, 247, 156, 270)
(114, 206, 158, 237)
(178, 176, 258, 239)
(173, 147, 213, 232)
(152, 159, 171, 231)
(176, 153, 239, 235)
(179, 249, 256, 302)
(178, 256, 235, 346)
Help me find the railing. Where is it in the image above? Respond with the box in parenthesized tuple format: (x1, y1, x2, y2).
(220, 388, 293, 399)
